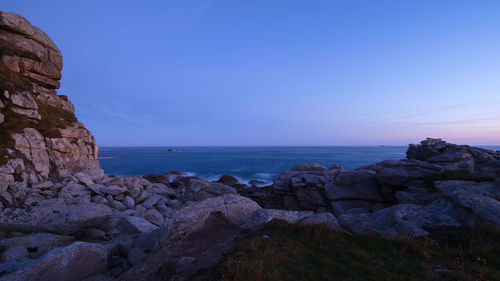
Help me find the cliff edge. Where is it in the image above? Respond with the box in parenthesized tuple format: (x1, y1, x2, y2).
(0, 10, 102, 187)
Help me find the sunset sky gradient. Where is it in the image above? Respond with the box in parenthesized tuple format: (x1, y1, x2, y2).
(4, 0, 500, 146)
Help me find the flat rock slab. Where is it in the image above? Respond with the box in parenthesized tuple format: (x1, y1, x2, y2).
(0, 232, 74, 255)
(120, 216, 159, 234)
(249, 209, 315, 228)
(0, 202, 112, 235)
(338, 203, 460, 239)
(0, 242, 107, 281)
(361, 159, 443, 186)
(248, 209, 345, 232)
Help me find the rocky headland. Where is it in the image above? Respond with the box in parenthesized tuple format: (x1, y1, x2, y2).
(0, 11, 499, 281)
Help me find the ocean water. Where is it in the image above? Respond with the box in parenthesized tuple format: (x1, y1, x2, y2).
(99, 146, 500, 185)
(98, 146, 408, 185)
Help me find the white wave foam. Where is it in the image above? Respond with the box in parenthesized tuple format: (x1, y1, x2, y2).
(254, 173, 275, 179)
(182, 171, 197, 177)
(197, 174, 272, 187)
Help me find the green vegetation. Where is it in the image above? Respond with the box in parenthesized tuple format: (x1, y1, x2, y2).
(216, 221, 500, 281)
(0, 62, 77, 164)
(14, 197, 24, 207)
(36, 102, 77, 137)
(0, 99, 77, 159)
(0, 102, 77, 141)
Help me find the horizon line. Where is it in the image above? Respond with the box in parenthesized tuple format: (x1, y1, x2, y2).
(98, 144, 500, 148)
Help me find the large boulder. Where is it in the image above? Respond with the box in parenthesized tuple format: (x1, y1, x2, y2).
(181, 178, 237, 201)
(0, 242, 107, 281)
(216, 174, 240, 187)
(170, 194, 261, 239)
(435, 180, 500, 227)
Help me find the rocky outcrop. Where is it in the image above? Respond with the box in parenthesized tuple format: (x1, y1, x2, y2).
(0, 10, 102, 189)
(239, 138, 500, 238)
(407, 138, 500, 177)
(244, 164, 391, 215)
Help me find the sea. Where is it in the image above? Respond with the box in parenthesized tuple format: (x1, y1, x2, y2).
(98, 146, 500, 186)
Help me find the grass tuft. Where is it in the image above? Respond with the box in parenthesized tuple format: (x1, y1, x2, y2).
(0, 63, 77, 158)
(0, 101, 77, 151)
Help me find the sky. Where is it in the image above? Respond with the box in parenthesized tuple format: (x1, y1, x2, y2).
(3, 0, 500, 146)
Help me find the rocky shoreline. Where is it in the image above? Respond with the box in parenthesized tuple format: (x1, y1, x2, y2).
(0, 139, 498, 280)
(0, 11, 499, 281)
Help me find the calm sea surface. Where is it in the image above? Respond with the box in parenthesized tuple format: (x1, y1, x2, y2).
(98, 146, 500, 185)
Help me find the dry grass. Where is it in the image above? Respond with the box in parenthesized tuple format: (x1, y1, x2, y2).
(215, 221, 500, 281)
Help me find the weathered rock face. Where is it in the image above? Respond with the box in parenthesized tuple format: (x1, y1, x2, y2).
(0, 11, 103, 186)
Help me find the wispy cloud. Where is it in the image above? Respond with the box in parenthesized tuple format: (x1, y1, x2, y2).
(348, 98, 500, 120)
(403, 116, 500, 127)
(81, 100, 158, 127)
(185, 114, 249, 127)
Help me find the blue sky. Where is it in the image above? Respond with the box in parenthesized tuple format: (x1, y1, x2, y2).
(4, 0, 500, 146)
